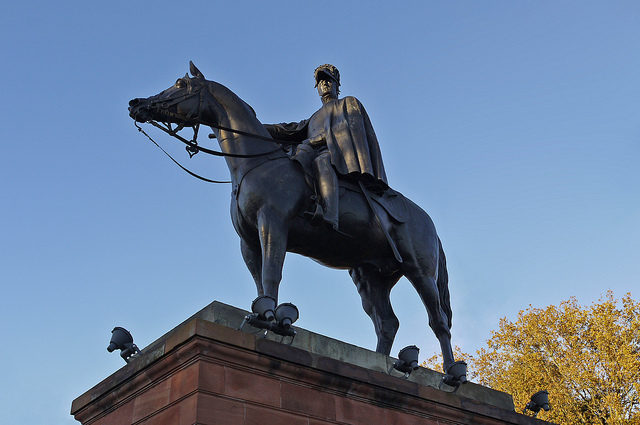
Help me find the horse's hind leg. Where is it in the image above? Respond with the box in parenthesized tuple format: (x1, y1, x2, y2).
(404, 267, 455, 370)
(240, 239, 263, 297)
(350, 266, 402, 355)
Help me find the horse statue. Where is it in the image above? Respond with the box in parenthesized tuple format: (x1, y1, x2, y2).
(128, 62, 466, 384)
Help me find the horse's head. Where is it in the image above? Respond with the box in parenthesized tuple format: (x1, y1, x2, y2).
(128, 61, 208, 126)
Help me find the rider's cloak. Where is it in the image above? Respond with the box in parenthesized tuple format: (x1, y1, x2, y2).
(264, 96, 388, 188)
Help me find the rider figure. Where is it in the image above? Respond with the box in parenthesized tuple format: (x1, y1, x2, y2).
(265, 64, 388, 230)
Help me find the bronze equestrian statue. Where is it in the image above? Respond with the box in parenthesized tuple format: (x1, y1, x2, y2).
(128, 62, 466, 385)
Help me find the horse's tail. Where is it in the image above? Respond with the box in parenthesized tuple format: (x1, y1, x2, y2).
(437, 237, 452, 329)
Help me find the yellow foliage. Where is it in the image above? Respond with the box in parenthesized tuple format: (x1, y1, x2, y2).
(422, 345, 476, 377)
(469, 291, 640, 424)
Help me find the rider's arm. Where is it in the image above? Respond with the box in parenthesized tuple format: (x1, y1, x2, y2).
(263, 119, 309, 143)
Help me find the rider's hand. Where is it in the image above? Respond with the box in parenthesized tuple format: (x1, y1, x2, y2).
(306, 135, 326, 148)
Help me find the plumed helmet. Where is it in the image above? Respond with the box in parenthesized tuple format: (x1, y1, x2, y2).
(314, 64, 340, 88)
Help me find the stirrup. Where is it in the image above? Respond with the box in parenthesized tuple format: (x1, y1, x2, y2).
(304, 203, 340, 232)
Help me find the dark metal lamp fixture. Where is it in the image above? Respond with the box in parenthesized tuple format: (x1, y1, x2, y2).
(523, 390, 550, 417)
(274, 303, 299, 329)
(390, 345, 420, 377)
(251, 295, 276, 322)
(240, 296, 299, 339)
(107, 327, 140, 363)
(442, 360, 468, 388)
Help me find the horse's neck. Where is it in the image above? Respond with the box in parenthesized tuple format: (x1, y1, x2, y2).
(204, 82, 285, 182)
(219, 135, 286, 186)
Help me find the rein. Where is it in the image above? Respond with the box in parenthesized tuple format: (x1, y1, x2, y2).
(132, 80, 293, 184)
(134, 121, 231, 184)
(143, 79, 293, 157)
(147, 120, 285, 159)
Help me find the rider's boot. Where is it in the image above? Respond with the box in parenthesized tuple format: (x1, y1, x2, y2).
(312, 153, 339, 231)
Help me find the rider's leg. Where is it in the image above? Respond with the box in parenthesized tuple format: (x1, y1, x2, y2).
(312, 151, 339, 230)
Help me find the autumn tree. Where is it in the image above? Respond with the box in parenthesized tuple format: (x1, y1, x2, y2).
(422, 345, 475, 376)
(424, 292, 640, 424)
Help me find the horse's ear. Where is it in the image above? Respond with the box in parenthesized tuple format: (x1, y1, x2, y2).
(189, 61, 204, 79)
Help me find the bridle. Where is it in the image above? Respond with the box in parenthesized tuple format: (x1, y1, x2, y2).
(132, 78, 293, 183)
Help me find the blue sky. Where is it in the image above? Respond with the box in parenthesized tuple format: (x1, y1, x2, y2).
(1, 1, 638, 423)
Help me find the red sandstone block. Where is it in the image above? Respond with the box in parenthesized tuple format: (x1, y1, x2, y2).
(280, 381, 336, 421)
(169, 362, 199, 402)
(140, 393, 197, 425)
(140, 405, 181, 425)
(385, 409, 439, 425)
(178, 394, 198, 425)
(196, 393, 245, 424)
(139, 406, 180, 425)
(132, 378, 172, 422)
(335, 397, 392, 425)
(198, 360, 226, 394)
(430, 403, 477, 424)
(309, 420, 338, 425)
(245, 404, 309, 425)
(91, 399, 134, 425)
(447, 411, 505, 425)
(417, 384, 460, 408)
(224, 366, 281, 407)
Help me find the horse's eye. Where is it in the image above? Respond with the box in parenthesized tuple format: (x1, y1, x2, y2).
(175, 80, 184, 88)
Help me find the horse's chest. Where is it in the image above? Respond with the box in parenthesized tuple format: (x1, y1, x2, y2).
(230, 197, 259, 242)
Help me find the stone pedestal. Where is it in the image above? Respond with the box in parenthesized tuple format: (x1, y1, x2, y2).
(71, 301, 550, 424)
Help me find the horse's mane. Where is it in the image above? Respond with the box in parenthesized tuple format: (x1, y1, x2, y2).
(241, 98, 258, 119)
(205, 80, 259, 121)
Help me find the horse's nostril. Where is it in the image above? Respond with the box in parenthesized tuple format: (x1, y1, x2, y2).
(129, 98, 140, 107)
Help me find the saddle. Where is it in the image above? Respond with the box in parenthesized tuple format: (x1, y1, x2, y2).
(342, 181, 409, 224)
(291, 153, 408, 224)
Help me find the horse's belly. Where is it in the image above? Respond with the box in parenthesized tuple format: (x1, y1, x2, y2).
(286, 192, 394, 269)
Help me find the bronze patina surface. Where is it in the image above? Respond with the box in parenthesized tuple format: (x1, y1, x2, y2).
(129, 63, 460, 380)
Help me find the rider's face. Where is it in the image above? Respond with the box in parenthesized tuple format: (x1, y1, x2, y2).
(317, 78, 337, 98)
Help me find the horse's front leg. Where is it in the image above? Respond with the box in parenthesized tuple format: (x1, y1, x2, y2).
(240, 239, 263, 297)
(257, 208, 288, 301)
